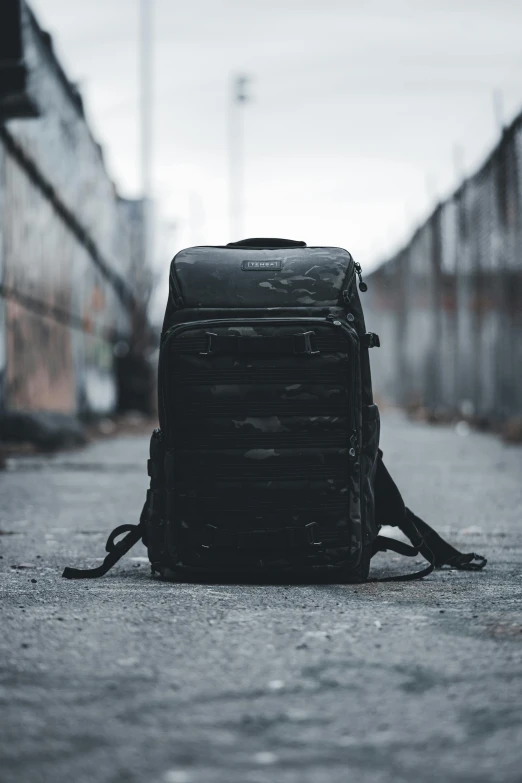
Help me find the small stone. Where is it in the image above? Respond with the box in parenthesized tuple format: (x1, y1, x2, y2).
(285, 708, 309, 722)
(253, 751, 278, 765)
(31, 579, 37, 584)
(268, 679, 285, 691)
(163, 771, 192, 783)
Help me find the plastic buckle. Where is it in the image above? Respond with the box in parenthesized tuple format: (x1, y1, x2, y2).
(199, 332, 218, 356)
(364, 332, 380, 348)
(294, 331, 320, 355)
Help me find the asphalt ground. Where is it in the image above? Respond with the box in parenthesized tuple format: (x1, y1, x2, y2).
(1, 412, 522, 783)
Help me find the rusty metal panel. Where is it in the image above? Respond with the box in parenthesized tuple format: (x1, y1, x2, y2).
(366, 110, 522, 426)
(438, 198, 458, 412)
(0, 4, 150, 424)
(0, 141, 6, 410)
(6, 300, 74, 412)
(1, 115, 135, 417)
(3, 143, 75, 412)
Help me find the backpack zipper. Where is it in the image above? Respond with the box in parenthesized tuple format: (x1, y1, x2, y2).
(169, 269, 185, 307)
(354, 262, 367, 292)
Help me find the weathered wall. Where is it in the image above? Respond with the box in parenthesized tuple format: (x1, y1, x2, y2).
(365, 113, 522, 425)
(0, 1, 150, 419)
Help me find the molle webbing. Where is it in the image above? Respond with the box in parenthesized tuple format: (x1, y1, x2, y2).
(175, 431, 350, 449)
(173, 368, 348, 386)
(180, 401, 348, 417)
(177, 523, 349, 549)
(170, 333, 347, 356)
(173, 461, 349, 481)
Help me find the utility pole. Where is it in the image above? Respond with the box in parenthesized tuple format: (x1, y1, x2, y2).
(492, 88, 504, 135)
(229, 74, 249, 241)
(140, 0, 153, 268)
(452, 143, 465, 185)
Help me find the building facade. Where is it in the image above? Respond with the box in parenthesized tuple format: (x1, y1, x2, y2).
(365, 113, 522, 427)
(0, 0, 152, 419)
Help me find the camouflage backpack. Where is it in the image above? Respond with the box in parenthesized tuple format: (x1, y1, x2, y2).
(63, 238, 486, 581)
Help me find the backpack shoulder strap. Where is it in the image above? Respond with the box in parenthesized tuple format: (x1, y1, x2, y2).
(62, 428, 164, 579)
(62, 522, 144, 579)
(399, 509, 487, 571)
(372, 452, 486, 581)
(371, 530, 435, 582)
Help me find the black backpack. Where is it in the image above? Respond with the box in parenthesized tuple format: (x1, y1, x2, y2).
(63, 238, 486, 581)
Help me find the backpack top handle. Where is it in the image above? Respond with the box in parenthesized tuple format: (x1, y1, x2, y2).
(226, 238, 307, 248)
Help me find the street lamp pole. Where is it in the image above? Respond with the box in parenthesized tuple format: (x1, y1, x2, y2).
(229, 75, 249, 241)
(140, 0, 153, 266)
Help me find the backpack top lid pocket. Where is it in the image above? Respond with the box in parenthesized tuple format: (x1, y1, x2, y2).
(170, 243, 354, 310)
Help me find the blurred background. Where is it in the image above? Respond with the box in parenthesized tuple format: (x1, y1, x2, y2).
(0, 0, 521, 444)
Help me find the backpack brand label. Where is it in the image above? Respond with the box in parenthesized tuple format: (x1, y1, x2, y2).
(241, 260, 282, 271)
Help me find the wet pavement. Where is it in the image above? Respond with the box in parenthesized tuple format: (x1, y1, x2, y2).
(1, 411, 522, 783)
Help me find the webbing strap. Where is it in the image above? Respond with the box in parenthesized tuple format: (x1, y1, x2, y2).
(175, 495, 350, 513)
(170, 333, 347, 356)
(176, 462, 347, 481)
(176, 431, 349, 449)
(399, 510, 487, 571)
(179, 522, 344, 549)
(62, 523, 143, 579)
(181, 400, 348, 417)
(370, 533, 435, 582)
(174, 367, 347, 386)
(374, 455, 486, 578)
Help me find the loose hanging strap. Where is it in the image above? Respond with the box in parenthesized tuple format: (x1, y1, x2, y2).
(62, 429, 164, 580)
(371, 452, 486, 580)
(62, 522, 144, 579)
(399, 509, 487, 571)
(370, 511, 436, 582)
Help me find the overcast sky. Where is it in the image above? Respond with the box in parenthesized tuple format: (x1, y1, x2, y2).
(31, 0, 522, 292)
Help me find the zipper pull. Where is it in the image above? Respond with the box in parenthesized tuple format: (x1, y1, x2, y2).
(354, 262, 368, 292)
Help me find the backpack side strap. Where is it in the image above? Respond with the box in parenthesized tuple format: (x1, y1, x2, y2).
(62, 428, 164, 580)
(373, 453, 487, 579)
(62, 523, 143, 579)
(399, 509, 487, 571)
(370, 521, 435, 582)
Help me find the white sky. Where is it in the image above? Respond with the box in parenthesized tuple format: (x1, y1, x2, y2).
(31, 0, 522, 315)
